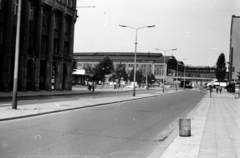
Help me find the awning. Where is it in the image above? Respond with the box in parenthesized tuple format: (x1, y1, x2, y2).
(72, 69, 85, 75)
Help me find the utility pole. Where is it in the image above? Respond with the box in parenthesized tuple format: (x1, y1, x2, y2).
(12, 0, 22, 109)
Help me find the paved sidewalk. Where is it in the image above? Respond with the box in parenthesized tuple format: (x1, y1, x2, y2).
(0, 87, 181, 121)
(0, 85, 132, 99)
(148, 92, 240, 158)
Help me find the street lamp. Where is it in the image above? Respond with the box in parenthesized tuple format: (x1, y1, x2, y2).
(12, 0, 22, 109)
(155, 48, 177, 93)
(119, 24, 155, 96)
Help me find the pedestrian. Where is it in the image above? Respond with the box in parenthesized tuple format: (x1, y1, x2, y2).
(88, 81, 92, 91)
(92, 81, 95, 92)
(209, 85, 213, 98)
(219, 86, 222, 93)
(117, 82, 120, 89)
(114, 82, 117, 89)
(216, 86, 219, 93)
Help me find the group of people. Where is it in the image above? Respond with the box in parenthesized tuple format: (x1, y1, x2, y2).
(88, 81, 96, 92)
(113, 82, 121, 89)
(216, 86, 223, 94)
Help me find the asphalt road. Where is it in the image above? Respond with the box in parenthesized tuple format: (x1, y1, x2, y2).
(0, 90, 205, 158)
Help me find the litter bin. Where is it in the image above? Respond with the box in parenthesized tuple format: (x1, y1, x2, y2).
(179, 119, 191, 137)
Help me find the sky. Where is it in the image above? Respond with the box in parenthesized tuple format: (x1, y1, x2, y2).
(74, 0, 240, 66)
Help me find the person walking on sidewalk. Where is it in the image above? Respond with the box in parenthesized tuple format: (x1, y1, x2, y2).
(88, 81, 92, 91)
(216, 86, 219, 93)
(209, 85, 213, 98)
(219, 86, 222, 93)
(92, 81, 95, 92)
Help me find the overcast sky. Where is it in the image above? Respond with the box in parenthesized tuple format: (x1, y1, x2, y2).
(74, 0, 240, 66)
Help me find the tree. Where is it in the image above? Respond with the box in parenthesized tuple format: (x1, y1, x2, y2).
(92, 56, 114, 82)
(148, 73, 156, 85)
(111, 62, 128, 83)
(215, 53, 226, 82)
(129, 69, 144, 86)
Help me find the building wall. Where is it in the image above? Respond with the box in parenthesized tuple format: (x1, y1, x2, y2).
(0, 0, 77, 92)
(230, 16, 240, 81)
(73, 52, 178, 84)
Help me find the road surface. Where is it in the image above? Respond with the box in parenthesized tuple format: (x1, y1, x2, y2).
(0, 90, 205, 158)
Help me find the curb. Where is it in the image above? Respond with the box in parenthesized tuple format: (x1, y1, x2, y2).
(0, 93, 163, 122)
(0, 90, 186, 122)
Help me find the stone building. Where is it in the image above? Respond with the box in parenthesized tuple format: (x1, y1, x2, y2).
(0, 0, 77, 92)
(73, 52, 180, 85)
(229, 15, 240, 82)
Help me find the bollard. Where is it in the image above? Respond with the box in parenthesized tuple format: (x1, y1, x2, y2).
(179, 119, 191, 137)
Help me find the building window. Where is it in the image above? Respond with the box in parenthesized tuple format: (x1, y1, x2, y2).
(29, 2, 34, 21)
(54, 13, 59, 30)
(64, 42, 69, 56)
(53, 39, 59, 54)
(0, 27, 2, 44)
(29, 32, 34, 49)
(41, 35, 47, 54)
(42, 7, 47, 26)
(13, 0, 18, 15)
(64, 17, 69, 33)
(68, 0, 72, 7)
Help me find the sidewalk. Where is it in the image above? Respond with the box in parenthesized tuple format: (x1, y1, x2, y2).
(0, 85, 162, 99)
(148, 92, 240, 158)
(0, 85, 131, 99)
(0, 86, 179, 121)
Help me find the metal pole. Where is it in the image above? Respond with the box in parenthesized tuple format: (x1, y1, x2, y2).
(184, 66, 186, 90)
(12, 0, 22, 109)
(119, 24, 155, 96)
(133, 29, 138, 96)
(146, 63, 148, 89)
(163, 51, 165, 93)
(176, 60, 178, 91)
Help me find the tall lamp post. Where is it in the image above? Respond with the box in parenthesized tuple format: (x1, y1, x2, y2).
(12, 0, 22, 109)
(119, 24, 155, 96)
(155, 48, 177, 93)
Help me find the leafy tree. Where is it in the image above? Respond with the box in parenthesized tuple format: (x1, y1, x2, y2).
(111, 62, 128, 83)
(129, 69, 144, 86)
(92, 56, 114, 82)
(148, 73, 156, 84)
(215, 53, 226, 82)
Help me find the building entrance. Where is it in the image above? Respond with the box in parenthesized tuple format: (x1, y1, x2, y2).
(40, 60, 46, 90)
